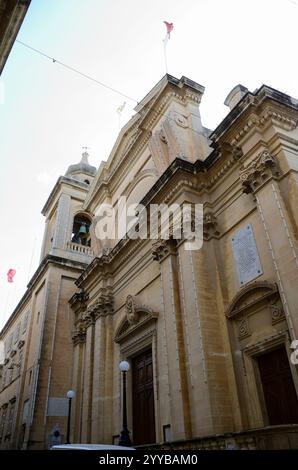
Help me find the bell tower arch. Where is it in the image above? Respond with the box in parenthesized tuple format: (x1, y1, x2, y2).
(39, 151, 97, 263)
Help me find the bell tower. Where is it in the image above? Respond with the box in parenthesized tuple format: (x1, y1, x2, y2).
(39, 150, 97, 263)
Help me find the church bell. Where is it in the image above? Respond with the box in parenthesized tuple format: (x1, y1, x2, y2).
(79, 223, 87, 237)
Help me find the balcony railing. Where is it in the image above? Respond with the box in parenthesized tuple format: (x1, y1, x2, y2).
(66, 241, 94, 256)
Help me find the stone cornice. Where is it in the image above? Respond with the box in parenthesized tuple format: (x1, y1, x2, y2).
(231, 107, 297, 146)
(210, 84, 298, 144)
(41, 175, 89, 216)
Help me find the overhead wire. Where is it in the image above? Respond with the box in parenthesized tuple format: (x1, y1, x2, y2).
(16, 39, 206, 138)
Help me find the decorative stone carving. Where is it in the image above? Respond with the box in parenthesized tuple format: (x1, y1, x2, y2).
(220, 142, 243, 161)
(126, 295, 139, 325)
(69, 290, 89, 315)
(231, 145, 243, 160)
(91, 287, 114, 318)
(159, 128, 168, 143)
(17, 340, 25, 349)
(115, 300, 158, 344)
(173, 113, 188, 128)
(72, 320, 87, 346)
(239, 150, 280, 194)
(270, 304, 285, 325)
(226, 281, 279, 319)
(83, 312, 94, 328)
(72, 286, 114, 343)
(203, 212, 220, 240)
(152, 238, 176, 262)
(237, 317, 250, 339)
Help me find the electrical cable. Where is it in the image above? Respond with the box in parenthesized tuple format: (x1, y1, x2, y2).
(16, 39, 206, 137)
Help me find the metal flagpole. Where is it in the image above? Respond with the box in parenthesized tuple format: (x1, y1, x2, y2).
(162, 22, 173, 75)
(163, 39, 168, 73)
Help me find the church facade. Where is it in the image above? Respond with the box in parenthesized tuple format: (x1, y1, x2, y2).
(1, 75, 298, 449)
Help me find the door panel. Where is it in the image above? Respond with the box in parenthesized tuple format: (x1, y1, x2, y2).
(132, 349, 156, 445)
(257, 347, 298, 425)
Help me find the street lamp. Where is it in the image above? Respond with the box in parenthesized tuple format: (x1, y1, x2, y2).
(66, 390, 75, 444)
(118, 360, 132, 447)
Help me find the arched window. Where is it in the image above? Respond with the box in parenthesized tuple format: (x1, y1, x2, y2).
(71, 214, 91, 246)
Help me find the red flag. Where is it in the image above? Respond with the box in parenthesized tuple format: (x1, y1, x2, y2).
(164, 21, 174, 37)
(7, 269, 16, 283)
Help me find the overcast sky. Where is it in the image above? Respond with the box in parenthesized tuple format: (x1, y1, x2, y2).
(0, 0, 297, 330)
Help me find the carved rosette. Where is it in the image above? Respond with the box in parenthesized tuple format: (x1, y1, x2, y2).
(239, 150, 280, 194)
(270, 304, 285, 325)
(237, 317, 251, 339)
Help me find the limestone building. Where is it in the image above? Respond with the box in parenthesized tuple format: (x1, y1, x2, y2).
(0, 0, 31, 75)
(1, 74, 298, 449)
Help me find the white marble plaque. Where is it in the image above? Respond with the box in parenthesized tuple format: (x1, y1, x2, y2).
(47, 397, 68, 417)
(231, 224, 262, 286)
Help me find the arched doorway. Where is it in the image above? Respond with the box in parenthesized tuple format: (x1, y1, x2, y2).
(226, 281, 298, 428)
(114, 296, 159, 445)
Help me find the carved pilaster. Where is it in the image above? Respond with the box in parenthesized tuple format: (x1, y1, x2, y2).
(239, 150, 280, 194)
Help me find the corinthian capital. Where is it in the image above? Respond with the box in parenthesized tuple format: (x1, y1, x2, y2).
(239, 150, 280, 194)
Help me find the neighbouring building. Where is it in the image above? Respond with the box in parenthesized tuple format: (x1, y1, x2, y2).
(0, 74, 298, 450)
(0, 0, 31, 75)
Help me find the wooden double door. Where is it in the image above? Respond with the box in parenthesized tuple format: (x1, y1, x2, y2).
(132, 349, 156, 445)
(257, 347, 298, 425)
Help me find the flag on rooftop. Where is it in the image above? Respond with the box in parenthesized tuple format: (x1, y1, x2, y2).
(163, 21, 174, 46)
(117, 101, 126, 114)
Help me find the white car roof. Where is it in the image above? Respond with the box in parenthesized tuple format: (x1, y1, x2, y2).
(51, 444, 135, 450)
